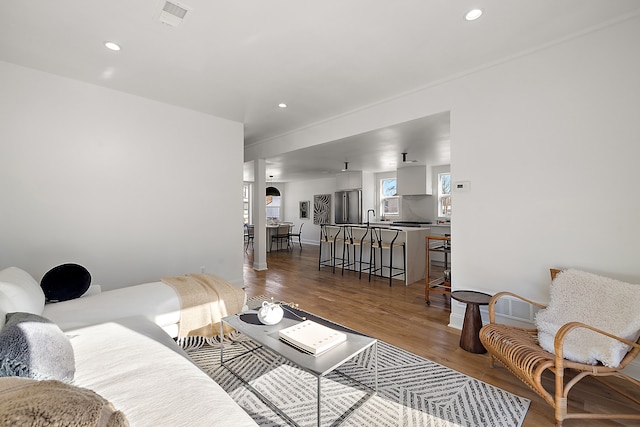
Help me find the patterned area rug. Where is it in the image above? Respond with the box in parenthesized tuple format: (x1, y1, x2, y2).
(187, 303, 530, 427)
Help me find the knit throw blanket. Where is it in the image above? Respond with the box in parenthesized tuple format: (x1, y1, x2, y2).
(0, 377, 129, 427)
(535, 268, 640, 367)
(161, 273, 245, 343)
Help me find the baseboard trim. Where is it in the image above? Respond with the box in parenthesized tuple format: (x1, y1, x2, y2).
(448, 311, 464, 330)
(252, 261, 267, 271)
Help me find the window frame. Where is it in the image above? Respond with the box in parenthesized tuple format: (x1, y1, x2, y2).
(380, 177, 400, 219)
(437, 172, 451, 219)
(243, 183, 251, 225)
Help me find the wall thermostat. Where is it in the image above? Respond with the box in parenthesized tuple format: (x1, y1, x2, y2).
(453, 181, 470, 192)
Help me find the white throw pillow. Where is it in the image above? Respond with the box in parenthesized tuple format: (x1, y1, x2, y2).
(535, 269, 640, 368)
(0, 267, 46, 328)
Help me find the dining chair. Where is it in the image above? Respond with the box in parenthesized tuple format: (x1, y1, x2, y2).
(270, 224, 291, 251)
(288, 223, 304, 249)
(244, 224, 254, 252)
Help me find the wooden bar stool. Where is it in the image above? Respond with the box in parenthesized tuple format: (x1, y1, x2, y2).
(341, 225, 371, 278)
(368, 227, 406, 286)
(318, 224, 344, 273)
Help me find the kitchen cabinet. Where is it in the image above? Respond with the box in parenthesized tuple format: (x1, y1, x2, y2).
(336, 171, 362, 190)
(396, 165, 432, 195)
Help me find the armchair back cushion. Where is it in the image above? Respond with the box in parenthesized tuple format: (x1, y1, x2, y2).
(0, 267, 45, 329)
(535, 268, 640, 367)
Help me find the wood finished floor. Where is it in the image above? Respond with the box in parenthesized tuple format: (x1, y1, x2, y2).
(242, 244, 639, 426)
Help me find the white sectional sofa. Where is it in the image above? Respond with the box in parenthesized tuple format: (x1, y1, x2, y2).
(0, 266, 257, 427)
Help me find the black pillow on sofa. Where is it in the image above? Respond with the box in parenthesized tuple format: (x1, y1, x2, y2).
(40, 263, 91, 302)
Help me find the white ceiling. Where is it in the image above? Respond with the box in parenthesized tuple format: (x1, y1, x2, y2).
(249, 111, 451, 182)
(2, 0, 639, 181)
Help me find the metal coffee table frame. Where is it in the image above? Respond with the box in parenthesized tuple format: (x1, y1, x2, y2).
(220, 309, 378, 427)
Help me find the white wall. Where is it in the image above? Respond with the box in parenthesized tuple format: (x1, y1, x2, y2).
(0, 61, 245, 289)
(361, 171, 376, 219)
(247, 16, 640, 315)
(451, 16, 640, 300)
(284, 177, 337, 245)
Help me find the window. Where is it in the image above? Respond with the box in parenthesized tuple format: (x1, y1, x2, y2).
(438, 173, 451, 217)
(243, 183, 251, 224)
(380, 178, 399, 217)
(265, 186, 281, 220)
(266, 196, 281, 220)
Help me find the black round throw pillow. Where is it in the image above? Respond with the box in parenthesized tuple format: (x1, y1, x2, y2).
(41, 263, 91, 302)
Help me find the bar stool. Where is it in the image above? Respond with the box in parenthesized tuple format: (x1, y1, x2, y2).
(318, 224, 344, 273)
(341, 225, 371, 278)
(368, 227, 406, 286)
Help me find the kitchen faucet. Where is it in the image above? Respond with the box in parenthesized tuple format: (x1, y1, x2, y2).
(366, 209, 375, 227)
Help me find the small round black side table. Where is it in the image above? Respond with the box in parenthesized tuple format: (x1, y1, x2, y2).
(450, 290, 492, 353)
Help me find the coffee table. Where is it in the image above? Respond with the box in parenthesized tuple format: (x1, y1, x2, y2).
(220, 307, 378, 427)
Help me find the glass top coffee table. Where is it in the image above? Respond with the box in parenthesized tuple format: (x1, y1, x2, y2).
(220, 307, 377, 427)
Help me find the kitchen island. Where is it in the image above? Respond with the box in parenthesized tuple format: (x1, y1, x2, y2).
(326, 224, 429, 285)
(398, 225, 430, 285)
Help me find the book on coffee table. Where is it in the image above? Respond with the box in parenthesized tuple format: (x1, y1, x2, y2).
(278, 320, 347, 356)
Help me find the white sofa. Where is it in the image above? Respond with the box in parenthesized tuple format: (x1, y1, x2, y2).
(0, 266, 257, 427)
(43, 280, 185, 338)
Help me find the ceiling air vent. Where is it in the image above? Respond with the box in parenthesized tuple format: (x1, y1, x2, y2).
(158, 1, 191, 27)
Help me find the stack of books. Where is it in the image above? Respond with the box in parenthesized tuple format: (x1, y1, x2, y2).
(278, 320, 347, 356)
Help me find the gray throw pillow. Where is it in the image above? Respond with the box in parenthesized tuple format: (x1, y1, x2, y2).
(0, 312, 75, 382)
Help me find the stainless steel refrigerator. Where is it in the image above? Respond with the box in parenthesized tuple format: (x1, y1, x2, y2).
(334, 190, 362, 224)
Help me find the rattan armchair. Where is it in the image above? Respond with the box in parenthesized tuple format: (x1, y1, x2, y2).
(479, 269, 640, 426)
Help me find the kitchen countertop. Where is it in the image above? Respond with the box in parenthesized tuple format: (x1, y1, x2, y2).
(340, 223, 434, 231)
(367, 222, 450, 229)
(324, 223, 430, 285)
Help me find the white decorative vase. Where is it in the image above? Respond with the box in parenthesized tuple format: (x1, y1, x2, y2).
(257, 301, 284, 325)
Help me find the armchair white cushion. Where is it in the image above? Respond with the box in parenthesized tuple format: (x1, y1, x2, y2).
(535, 268, 640, 367)
(0, 267, 46, 328)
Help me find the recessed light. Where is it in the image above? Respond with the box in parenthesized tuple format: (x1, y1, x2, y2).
(278, 103, 287, 108)
(465, 9, 483, 21)
(104, 41, 121, 51)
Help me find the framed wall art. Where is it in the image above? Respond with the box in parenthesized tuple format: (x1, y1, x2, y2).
(313, 194, 331, 225)
(299, 200, 310, 219)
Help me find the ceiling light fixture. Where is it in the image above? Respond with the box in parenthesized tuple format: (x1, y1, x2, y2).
(465, 9, 483, 21)
(341, 162, 349, 172)
(278, 103, 287, 108)
(104, 41, 121, 51)
(402, 152, 418, 163)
